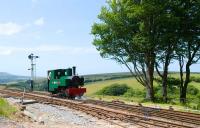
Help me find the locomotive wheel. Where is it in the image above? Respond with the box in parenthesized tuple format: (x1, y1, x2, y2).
(64, 90, 75, 99)
(64, 91, 69, 97)
(68, 96, 75, 99)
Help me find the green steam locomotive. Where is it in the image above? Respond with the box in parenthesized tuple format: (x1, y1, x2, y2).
(47, 67, 86, 98)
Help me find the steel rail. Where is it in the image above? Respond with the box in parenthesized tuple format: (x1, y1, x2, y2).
(0, 89, 197, 128)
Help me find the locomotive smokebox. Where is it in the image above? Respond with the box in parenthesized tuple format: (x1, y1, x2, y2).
(72, 66, 76, 76)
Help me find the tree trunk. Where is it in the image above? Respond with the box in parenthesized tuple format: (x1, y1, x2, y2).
(145, 52, 155, 101)
(161, 51, 170, 102)
(178, 55, 184, 102)
(180, 86, 187, 103)
(146, 86, 154, 100)
(162, 74, 168, 102)
(180, 63, 190, 103)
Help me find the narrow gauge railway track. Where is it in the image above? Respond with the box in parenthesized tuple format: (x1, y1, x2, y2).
(0, 89, 198, 128)
(84, 100, 200, 126)
(24, 89, 200, 127)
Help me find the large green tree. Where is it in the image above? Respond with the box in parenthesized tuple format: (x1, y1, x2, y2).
(173, 0, 200, 103)
(91, 0, 171, 101)
(92, 0, 200, 102)
(155, 1, 180, 102)
(155, 0, 200, 103)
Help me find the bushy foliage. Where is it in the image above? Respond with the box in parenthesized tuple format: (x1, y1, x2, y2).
(153, 86, 161, 93)
(197, 94, 200, 100)
(153, 83, 180, 103)
(124, 88, 145, 97)
(190, 76, 200, 83)
(187, 85, 199, 95)
(167, 77, 181, 86)
(154, 77, 181, 96)
(154, 77, 181, 86)
(96, 84, 130, 96)
(197, 103, 200, 110)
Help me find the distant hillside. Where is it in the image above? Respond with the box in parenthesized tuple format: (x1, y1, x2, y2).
(0, 72, 28, 84)
(83, 72, 132, 83)
(2, 72, 133, 91)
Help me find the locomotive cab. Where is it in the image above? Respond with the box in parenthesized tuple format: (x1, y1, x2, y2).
(47, 67, 86, 98)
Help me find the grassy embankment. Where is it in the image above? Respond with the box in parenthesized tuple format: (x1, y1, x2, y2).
(0, 98, 17, 118)
(85, 73, 200, 111)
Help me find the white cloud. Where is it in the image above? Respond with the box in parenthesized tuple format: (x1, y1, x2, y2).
(34, 17, 44, 26)
(0, 22, 23, 36)
(0, 45, 97, 56)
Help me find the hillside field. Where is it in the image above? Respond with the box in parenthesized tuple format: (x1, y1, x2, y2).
(85, 73, 200, 96)
(85, 73, 200, 111)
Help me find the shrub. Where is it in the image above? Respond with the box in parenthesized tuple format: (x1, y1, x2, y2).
(197, 94, 200, 100)
(167, 77, 181, 86)
(154, 86, 160, 94)
(123, 88, 145, 97)
(190, 76, 200, 83)
(187, 85, 199, 95)
(197, 103, 200, 110)
(123, 89, 134, 97)
(154, 77, 162, 84)
(154, 77, 181, 87)
(96, 83, 130, 96)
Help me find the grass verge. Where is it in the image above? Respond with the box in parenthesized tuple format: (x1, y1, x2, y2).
(0, 98, 17, 118)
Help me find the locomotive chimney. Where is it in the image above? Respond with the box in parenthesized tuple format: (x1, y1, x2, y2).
(72, 66, 76, 76)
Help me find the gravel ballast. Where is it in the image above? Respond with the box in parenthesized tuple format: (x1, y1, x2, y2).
(4, 97, 135, 128)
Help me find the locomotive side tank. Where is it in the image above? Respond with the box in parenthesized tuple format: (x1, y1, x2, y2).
(47, 67, 86, 98)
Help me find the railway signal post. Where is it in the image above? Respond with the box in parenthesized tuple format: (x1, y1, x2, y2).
(28, 53, 39, 91)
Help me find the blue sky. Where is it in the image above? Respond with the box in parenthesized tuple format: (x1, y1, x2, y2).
(0, 0, 199, 77)
(0, 0, 129, 76)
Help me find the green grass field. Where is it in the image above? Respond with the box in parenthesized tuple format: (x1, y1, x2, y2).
(85, 78, 146, 102)
(85, 73, 200, 94)
(85, 77, 144, 95)
(85, 73, 200, 111)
